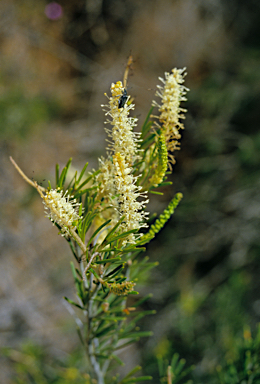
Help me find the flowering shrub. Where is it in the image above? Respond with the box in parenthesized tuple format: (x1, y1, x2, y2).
(10, 59, 188, 384)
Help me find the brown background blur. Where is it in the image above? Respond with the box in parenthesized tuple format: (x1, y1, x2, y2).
(1, 0, 260, 382)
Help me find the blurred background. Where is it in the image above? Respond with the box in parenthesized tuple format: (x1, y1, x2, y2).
(1, 0, 260, 382)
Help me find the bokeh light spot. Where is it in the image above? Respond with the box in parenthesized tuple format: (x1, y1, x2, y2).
(45, 2, 63, 20)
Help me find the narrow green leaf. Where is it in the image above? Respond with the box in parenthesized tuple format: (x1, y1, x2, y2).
(122, 246, 146, 253)
(101, 216, 126, 245)
(58, 158, 72, 188)
(69, 241, 79, 262)
(171, 353, 180, 370)
(102, 316, 126, 321)
(88, 268, 101, 281)
(114, 339, 140, 351)
(158, 181, 172, 187)
(132, 160, 145, 171)
(150, 190, 164, 195)
(141, 134, 156, 151)
(95, 258, 121, 264)
(78, 203, 84, 217)
(127, 310, 155, 318)
(130, 310, 156, 319)
(173, 367, 194, 384)
(98, 247, 121, 253)
(141, 106, 154, 137)
(64, 296, 84, 310)
(75, 267, 82, 279)
(141, 120, 153, 139)
(135, 236, 153, 246)
(95, 324, 116, 338)
(94, 354, 109, 360)
(76, 175, 93, 191)
(130, 260, 159, 279)
(105, 229, 138, 244)
(70, 262, 84, 300)
(76, 326, 85, 347)
(70, 261, 78, 281)
(133, 294, 153, 308)
(119, 331, 153, 339)
(105, 265, 124, 278)
(121, 376, 152, 383)
(58, 167, 67, 188)
(108, 294, 125, 308)
(123, 311, 155, 334)
(76, 186, 98, 197)
(119, 366, 141, 383)
(111, 353, 125, 366)
(174, 358, 186, 376)
(114, 277, 126, 284)
(107, 306, 125, 313)
(157, 356, 165, 377)
(77, 162, 89, 185)
(93, 296, 108, 303)
(77, 169, 100, 191)
(55, 163, 60, 185)
(80, 209, 100, 241)
(87, 219, 111, 247)
(66, 171, 77, 190)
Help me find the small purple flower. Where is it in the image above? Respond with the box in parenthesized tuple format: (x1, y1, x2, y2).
(45, 2, 63, 20)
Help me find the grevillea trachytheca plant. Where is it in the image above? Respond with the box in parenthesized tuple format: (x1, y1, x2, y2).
(10, 58, 189, 384)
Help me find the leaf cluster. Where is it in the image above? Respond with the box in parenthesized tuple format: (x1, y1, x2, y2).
(158, 353, 194, 384)
(217, 325, 260, 384)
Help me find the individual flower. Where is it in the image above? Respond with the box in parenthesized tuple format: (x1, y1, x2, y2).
(41, 188, 83, 236)
(153, 68, 189, 160)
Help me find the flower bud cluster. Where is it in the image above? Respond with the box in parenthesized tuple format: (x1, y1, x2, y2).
(109, 281, 136, 296)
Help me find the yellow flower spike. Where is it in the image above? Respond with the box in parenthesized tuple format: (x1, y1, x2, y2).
(149, 133, 168, 187)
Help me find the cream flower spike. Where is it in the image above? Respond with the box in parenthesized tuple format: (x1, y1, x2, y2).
(9, 157, 87, 252)
(98, 80, 149, 244)
(153, 67, 189, 154)
(102, 81, 141, 166)
(41, 188, 83, 237)
(113, 152, 149, 243)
